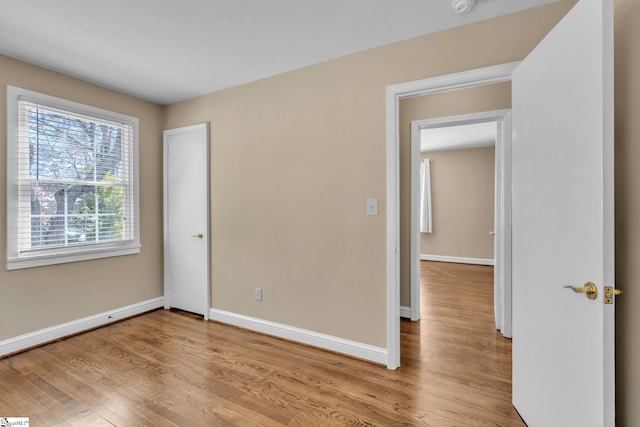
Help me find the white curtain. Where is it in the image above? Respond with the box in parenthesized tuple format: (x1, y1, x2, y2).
(420, 159, 432, 233)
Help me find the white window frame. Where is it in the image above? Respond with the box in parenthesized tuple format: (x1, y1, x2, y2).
(6, 85, 141, 270)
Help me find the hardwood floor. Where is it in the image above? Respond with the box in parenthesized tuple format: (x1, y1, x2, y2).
(0, 261, 524, 426)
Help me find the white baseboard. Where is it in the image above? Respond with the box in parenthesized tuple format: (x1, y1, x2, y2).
(400, 306, 412, 319)
(209, 308, 387, 365)
(0, 297, 164, 357)
(420, 254, 494, 266)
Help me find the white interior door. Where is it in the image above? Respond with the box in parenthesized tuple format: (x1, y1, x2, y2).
(511, 0, 614, 425)
(163, 123, 210, 318)
(494, 114, 512, 338)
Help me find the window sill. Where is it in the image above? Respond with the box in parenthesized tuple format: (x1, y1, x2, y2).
(6, 244, 141, 270)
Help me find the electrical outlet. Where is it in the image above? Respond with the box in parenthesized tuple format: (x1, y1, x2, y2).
(255, 287, 262, 301)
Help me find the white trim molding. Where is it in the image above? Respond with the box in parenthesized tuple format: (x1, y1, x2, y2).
(0, 297, 164, 357)
(420, 254, 495, 266)
(400, 306, 412, 319)
(209, 308, 387, 365)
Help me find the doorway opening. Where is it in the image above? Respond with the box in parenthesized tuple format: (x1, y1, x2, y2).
(385, 62, 519, 369)
(408, 111, 511, 339)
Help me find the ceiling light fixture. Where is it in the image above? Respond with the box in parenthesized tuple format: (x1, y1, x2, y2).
(452, 0, 476, 14)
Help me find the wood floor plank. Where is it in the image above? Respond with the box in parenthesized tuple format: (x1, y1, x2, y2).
(0, 261, 524, 426)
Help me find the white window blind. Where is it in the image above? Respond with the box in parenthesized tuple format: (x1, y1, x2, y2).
(7, 86, 140, 269)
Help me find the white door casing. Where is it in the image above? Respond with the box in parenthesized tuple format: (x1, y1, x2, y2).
(163, 123, 211, 318)
(511, 0, 614, 425)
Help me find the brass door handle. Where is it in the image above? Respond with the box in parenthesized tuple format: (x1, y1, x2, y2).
(192, 232, 203, 239)
(564, 282, 598, 300)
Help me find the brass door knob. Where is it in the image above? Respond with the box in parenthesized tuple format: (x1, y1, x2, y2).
(192, 232, 203, 239)
(564, 282, 598, 300)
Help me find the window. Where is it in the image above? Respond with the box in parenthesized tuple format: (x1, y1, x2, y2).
(6, 86, 140, 269)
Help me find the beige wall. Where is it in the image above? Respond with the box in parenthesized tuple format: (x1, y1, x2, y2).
(420, 147, 495, 259)
(399, 83, 510, 306)
(164, 2, 574, 347)
(614, 0, 640, 424)
(0, 55, 165, 340)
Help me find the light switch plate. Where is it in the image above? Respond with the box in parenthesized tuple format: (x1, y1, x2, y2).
(367, 199, 378, 216)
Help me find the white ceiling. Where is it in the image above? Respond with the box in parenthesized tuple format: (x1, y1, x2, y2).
(421, 121, 497, 152)
(0, 0, 557, 105)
